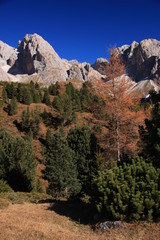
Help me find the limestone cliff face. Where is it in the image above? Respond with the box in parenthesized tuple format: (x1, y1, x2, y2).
(118, 39, 160, 82)
(0, 34, 160, 96)
(92, 39, 160, 96)
(15, 34, 68, 83)
(0, 40, 17, 67)
(92, 58, 109, 75)
(0, 33, 102, 85)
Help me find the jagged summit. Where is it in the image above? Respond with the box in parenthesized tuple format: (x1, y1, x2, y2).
(0, 33, 102, 85)
(117, 38, 160, 83)
(0, 34, 160, 96)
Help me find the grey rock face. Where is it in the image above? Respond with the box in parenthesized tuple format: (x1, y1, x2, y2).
(14, 34, 68, 84)
(92, 58, 109, 75)
(67, 61, 102, 81)
(1, 34, 160, 96)
(6, 33, 102, 85)
(0, 40, 17, 66)
(99, 221, 124, 230)
(118, 39, 160, 82)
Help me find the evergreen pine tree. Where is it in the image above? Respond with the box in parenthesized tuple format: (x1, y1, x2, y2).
(44, 131, 81, 198)
(23, 88, 33, 104)
(2, 86, 8, 103)
(53, 93, 72, 124)
(0, 129, 36, 191)
(8, 96, 18, 115)
(43, 89, 51, 105)
(49, 82, 59, 95)
(67, 125, 97, 193)
(139, 102, 160, 167)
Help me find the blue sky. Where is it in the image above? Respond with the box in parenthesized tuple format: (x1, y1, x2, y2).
(0, 0, 160, 64)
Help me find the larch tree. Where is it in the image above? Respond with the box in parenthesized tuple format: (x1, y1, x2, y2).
(92, 49, 144, 164)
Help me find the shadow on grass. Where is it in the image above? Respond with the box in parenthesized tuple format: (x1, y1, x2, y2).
(47, 199, 97, 225)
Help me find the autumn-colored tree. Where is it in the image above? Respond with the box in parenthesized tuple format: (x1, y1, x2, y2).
(92, 49, 144, 164)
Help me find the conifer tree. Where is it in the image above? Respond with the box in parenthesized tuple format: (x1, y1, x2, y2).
(23, 88, 33, 104)
(43, 89, 51, 105)
(44, 131, 81, 198)
(2, 86, 8, 103)
(49, 82, 59, 95)
(91, 49, 143, 164)
(21, 107, 42, 138)
(0, 129, 36, 191)
(8, 96, 18, 115)
(139, 102, 160, 167)
(66, 82, 81, 111)
(53, 93, 72, 124)
(67, 125, 97, 193)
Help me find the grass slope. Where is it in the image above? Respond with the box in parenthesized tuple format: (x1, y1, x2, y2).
(0, 202, 160, 240)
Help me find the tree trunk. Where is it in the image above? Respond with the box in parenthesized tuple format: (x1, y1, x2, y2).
(116, 118, 120, 162)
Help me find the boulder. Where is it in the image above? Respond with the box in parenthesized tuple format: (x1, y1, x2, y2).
(99, 221, 124, 230)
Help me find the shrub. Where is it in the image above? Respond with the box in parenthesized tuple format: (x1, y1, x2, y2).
(0, 129, 36, 192)
(0, 179, 13, 192)
(93, 157, 160, 221)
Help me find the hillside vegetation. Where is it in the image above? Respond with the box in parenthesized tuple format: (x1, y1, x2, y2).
(0, 51, 160, 239)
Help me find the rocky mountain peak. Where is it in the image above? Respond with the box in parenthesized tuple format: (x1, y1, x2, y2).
(117, 39, 160, 83)
(0, 34, 160, 96)
(2, 33, 102, 85)
(15, 33, 67, 82)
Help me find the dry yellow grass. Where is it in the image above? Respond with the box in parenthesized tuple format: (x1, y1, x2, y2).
(0, 203, 159, 240)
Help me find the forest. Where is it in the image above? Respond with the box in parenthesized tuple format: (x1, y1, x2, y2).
(0, 51, 160, 223)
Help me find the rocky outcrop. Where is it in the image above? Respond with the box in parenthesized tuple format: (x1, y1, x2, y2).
(92, 58, 109, 75)
(118, 39, 160, 82)
(0, 40, 17, 67)
(98, 221, 124, 230)
(66, 61, 102, 81)
(0, 34, 160, 96)
(12, 34, 68, 84)
(5, 33, 102, 85)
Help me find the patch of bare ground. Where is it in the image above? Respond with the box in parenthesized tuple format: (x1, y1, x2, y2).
(0, 203, 160, 240)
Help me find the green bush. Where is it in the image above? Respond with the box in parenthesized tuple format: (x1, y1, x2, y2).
(0, 129, 36, 192)
(93, 157, 160, 221)
(0, 179, 13, 192)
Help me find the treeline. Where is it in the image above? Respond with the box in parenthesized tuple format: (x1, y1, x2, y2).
(1, 81, 103, 118)
(1, 81, 104, 139)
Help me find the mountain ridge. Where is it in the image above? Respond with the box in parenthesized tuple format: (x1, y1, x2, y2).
(0, 34, 160, 96)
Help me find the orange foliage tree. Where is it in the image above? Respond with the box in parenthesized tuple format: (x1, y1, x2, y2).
(92, 49, 145, 164)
